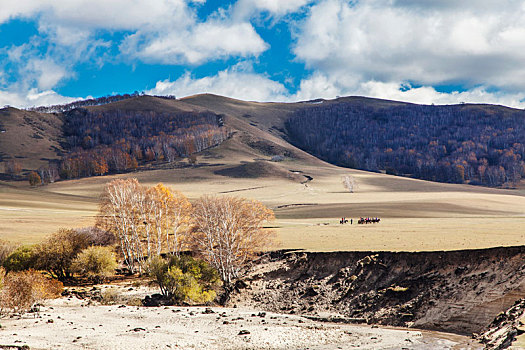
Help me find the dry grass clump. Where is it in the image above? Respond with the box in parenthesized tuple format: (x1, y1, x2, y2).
(0, 240, 15, 265)
(100, 288, 121, 305)
(0, 268, 63, 316)
(99, 287, 141, 306)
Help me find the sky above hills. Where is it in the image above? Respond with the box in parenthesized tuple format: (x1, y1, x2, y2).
(1, 0, 525, 108)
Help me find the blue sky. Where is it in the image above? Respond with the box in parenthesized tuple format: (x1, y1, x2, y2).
(1, 0, 525, 108)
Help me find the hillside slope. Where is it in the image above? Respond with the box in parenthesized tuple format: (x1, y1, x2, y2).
(3, 94, 525, 188)
(0, 107, 63, 171)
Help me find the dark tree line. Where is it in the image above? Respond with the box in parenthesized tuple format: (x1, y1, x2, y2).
(37, 108, 229, 181)
(285, 102, 525, 187)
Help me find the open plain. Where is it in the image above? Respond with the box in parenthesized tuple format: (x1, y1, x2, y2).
(2, 134, 524, 250)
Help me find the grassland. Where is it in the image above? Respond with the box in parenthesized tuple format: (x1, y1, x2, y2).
(2, 135, 524, 251)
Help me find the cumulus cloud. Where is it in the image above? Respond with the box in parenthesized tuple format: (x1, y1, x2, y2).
(0, 0, 193, 31)
(0, 88, 78, 108)
(293, 0, 525, 92)
(291, 73, 525, 108)
(24, 58, 70, 90)
(1, 0, 268, 66)
(121, 21, 268, 65)
(147, 66, 288, 102)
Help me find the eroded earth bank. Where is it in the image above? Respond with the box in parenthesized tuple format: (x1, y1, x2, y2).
(229, 246, 525, 349)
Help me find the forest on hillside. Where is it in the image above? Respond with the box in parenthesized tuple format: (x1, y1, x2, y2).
(36, 108, 229, 182)
(285, 102, 525, 187)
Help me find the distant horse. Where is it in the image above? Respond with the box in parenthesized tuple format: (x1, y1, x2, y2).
(358, 217, 381, 224)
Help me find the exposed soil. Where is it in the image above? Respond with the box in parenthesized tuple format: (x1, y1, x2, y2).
(0, 286, 480, 349)
(229, 247, 525, 339)
(478, 298, 525, 349)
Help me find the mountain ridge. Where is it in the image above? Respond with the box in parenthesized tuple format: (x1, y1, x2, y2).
(1, 94, 524, 188)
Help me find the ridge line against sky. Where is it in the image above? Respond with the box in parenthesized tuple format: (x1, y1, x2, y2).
(1, 0, 525, 108)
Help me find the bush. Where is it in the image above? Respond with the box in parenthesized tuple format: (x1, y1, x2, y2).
(0, 269, 63, 316)
(72, 246, 117, 281)
(34, 228, 90, 280)
(148, 255, 220, 304)
(2, 245, 35, 272)
(74, 227, 116, 246)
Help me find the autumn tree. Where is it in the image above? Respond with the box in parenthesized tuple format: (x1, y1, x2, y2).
(146, 184, 192, 256)
(0, 240, 15, 266)
(97, 179, 192, 274)
(28, 171, 42, 186)
(97, 179, 146, 273)
(190, 195, 274, 291)
(34, 229, 90, 280)
(37, 164, 59, 184)
(188, 154, 198, 167)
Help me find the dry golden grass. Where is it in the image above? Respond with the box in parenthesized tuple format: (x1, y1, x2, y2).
(275, 217, 525, 252)
(1, 136, 524, 251)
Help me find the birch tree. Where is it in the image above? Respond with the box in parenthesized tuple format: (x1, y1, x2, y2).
(190, 195, 274, 288)
(97, 179, 192, 274)
(342, 174, 358, 193)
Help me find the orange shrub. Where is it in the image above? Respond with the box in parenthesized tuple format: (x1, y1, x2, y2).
(0, 269, 63, 316)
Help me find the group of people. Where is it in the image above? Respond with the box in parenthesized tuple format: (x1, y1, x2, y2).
(358, 217, 381, 224)
(339, 217, 353, 224)
(339, 217, 381, 224)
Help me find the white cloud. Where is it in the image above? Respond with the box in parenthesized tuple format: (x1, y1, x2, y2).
(0, 88, 78, 108)
(0, 0, 193, 31)
(1, 0, 269, 66)
(356, 81, 525, 108)
(24, 58, 69, 90)
(293, 0, 525, 92)
(233, 0, 311, 19)
(291, 73, 525, 108)
(122, 21, 268, 65)
(147, 66, 288, 102)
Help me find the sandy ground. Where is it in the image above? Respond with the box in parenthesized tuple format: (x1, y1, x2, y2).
(0, 292, 481, 350)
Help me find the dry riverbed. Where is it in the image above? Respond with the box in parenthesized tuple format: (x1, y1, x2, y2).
(0, 285, 480, 350)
